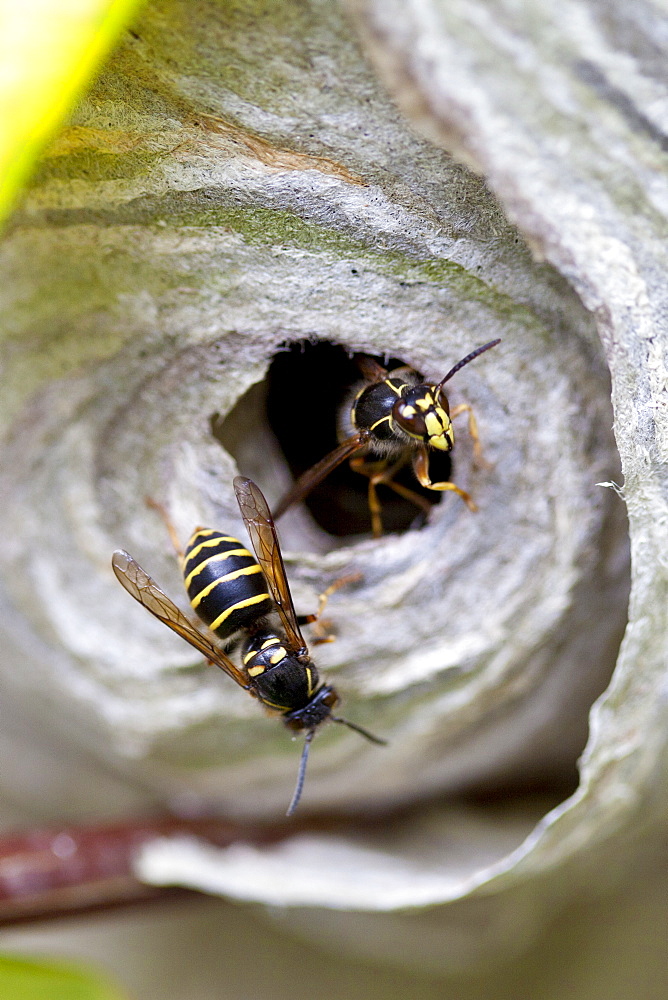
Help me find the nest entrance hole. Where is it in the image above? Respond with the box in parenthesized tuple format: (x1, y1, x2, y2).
(215, 341, 447, 537)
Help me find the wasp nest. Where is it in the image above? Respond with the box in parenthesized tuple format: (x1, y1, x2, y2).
(0, 0, 665, 976)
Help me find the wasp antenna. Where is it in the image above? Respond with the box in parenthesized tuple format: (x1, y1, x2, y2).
(286, 731, 315, 816)
(437, 339, 501, 389)
(331, 716, 387, 746)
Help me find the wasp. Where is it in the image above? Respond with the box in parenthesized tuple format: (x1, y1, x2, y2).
(112, 476, 384, 815)
(273, 339, 501, 536)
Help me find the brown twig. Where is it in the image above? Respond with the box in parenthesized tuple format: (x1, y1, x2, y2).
(0, 815, 303, 926)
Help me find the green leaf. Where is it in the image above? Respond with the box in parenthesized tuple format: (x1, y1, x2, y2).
(0, 953, 130, 1000)
(0, 0, 145, 224)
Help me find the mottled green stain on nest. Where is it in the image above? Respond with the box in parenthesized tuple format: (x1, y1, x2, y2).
(4, 236, 204, 337)
(186, 203, 374, 254)
(152, 201, 536, 326)
(21, 194, 537, 330)
(128, 0, 342, 112)
(30, 149, 162, 185)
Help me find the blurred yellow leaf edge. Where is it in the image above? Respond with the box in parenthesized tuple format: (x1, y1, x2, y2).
(0, 0, 146, 223)
(0, 951, 129, 999)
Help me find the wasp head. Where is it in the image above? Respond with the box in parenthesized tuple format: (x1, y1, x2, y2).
(283, 685, 340, 732)
(392, 385, 454, 452)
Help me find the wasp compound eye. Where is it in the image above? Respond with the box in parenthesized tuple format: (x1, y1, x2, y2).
(437, 389, 451, 416)
(392, 397, 428, 439)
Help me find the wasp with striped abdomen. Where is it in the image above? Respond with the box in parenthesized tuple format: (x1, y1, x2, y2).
(112, 476, 384, 815)
(273, 339, 500, 537)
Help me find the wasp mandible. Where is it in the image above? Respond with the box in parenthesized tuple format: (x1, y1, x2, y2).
(273, 339, 500, 536)
(112, 477, 384, 815)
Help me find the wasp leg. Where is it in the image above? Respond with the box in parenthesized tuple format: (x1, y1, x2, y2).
(298, 572, 362, 644)
(413, 448, 478, 512)
(350, 455, 433, 537)
(145, 497, 185, 561)
(450, 402, 490, 467)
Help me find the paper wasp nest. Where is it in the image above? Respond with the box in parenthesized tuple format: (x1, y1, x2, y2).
(0, 0, 666, 976)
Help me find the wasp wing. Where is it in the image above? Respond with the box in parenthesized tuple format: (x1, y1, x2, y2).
(111, 549, 250, 689)
(271, 434, 365, 519)
(233, 477, 307, 654)
(354, 353, 388, 382)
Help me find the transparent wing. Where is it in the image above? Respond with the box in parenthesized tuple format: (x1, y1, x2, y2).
(233, 477, 306, 654)
(271, 434, 365, 519)
(111, 549, 249, 688)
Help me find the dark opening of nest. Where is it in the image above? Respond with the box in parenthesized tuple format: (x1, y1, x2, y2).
(215, 341, 447, 537)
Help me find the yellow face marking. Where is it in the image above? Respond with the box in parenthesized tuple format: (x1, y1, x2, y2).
(269, 647, 287, 665)
(208, 592, 270, 632)
(415, 397, 431, 412)
(424, 411, 445, 436)
(428, 414, 454, 451)
(189, 563, 264, 608)
(247, 664, 266, 677)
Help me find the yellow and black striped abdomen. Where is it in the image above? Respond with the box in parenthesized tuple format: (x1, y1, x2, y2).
(182, 529, 272, 640)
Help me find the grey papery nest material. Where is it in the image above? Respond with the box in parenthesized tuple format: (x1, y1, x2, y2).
(0, 0, 665, 975)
